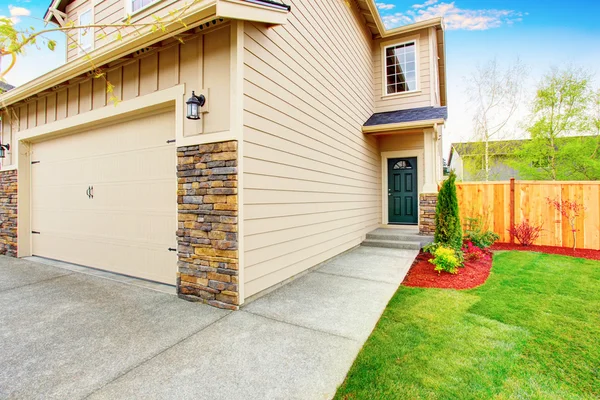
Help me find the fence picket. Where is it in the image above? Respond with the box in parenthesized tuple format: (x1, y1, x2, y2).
(456, 180, 599, 250)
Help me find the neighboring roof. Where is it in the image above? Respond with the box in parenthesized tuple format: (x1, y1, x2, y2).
(364, 106, 448, 127)
(0, 82, 15, 93)
(448, 136, 597, 165)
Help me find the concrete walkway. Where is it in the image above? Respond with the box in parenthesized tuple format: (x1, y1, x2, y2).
(0, 246, 417, 400)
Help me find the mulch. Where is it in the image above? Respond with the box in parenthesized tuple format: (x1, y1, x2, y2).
(403, 242, 600, 290)
(402, 251, 493, 290)
(490, 242, 600, 261)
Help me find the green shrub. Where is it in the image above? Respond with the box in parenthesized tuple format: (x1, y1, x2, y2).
(463, 216, 500, 249)
(434, 171, 463, 250)
(429, 245, 462, 274)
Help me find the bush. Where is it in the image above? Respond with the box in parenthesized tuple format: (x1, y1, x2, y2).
(463, 217, 500, 249)
(508, 220, 543, 246)
(429, 245, 462, 274)
(435, 171, 463, 251)
(462, 241, 487, 262)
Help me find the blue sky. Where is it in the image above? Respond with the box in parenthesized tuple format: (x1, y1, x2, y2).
(2, 0, 600, 156)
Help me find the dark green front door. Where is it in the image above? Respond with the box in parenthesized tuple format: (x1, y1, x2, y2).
(388, 157, 418, 224)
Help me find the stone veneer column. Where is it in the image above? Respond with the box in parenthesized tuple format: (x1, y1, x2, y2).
(176, 141, 239, 310)
(419, 193, 437, 236)
(0, 170, 17, 257)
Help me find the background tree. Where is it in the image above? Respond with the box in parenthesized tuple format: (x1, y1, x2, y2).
(513, 67, 595, 180)
(465, 58, 527, 181)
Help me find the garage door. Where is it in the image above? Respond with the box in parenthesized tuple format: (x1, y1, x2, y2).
(31, 110, 177, 284)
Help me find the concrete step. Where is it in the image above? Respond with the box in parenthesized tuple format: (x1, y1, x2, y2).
(361, 239, 422, 250)
(365, 232, 433, 247)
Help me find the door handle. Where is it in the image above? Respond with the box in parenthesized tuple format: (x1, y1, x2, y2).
(86, 186, 94, 199)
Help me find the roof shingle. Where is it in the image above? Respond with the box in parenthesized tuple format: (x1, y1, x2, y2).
(363, 106, 448, 127)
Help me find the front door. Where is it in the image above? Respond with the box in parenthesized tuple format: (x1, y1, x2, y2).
(388, 157, 418, 224)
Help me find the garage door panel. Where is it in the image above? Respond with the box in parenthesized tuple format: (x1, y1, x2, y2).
(31, 110, 177, 285)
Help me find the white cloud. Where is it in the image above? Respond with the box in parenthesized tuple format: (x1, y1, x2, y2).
(412, 0, 438, 9)
(8, 5, 31, 24)
(382, 2, 523, 31)
(376, 3, 395, 11)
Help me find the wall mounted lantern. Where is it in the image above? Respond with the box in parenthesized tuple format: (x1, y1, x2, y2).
(0, 143, 10, 158)
(186, 91, 206, 120)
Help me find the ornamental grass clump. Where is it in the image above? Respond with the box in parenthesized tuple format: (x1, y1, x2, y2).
(434, 171, 463, 251)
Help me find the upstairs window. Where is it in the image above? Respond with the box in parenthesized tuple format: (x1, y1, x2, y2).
(130, 0, 157, 13)
(384, 41, 417, 95)
(78, 9, 93, 52)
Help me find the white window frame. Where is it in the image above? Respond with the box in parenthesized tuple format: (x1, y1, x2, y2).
(78, 8, 94, 54)
(381, 36, 420, 98)
(125, 0, 159, 17)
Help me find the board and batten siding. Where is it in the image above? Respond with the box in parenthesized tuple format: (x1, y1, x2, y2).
(242, 0, 380, 297)
(373, 28, 433, 113)
(2, 25, 231, 159)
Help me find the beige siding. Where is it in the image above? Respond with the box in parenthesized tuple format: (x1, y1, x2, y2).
(373, 28, 433, 113)
(8, 26, 231, 140)
(379, 133, 424, 152)
(65, 0, 189, 62)
(242, 0, 380, 297)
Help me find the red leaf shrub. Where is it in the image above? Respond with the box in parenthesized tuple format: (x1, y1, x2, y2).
(462, 241, 487, 261)
(508, 220, 543, 246)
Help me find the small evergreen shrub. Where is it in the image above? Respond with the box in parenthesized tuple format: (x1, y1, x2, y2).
(434, 171, 463, 251)
(429, 245, 462, 274)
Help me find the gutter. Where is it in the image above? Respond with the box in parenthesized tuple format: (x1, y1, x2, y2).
(243, 0, 290, 11)
(362, 118, 445, 134)
(2, 0, 290, 108)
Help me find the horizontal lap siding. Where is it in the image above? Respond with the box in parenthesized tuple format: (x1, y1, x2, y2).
(373, 28, 432, 113)
(9, 27, 230, 137)
(242, 0, 379, 297)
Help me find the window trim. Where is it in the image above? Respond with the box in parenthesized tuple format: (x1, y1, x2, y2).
(381, 36, 420, 98)
(125, 0, 159, 17)
(78, 8, 94, 54)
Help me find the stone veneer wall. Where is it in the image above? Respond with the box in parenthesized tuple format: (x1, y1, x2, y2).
(419, 193, 437, 236)
(176, 141, 239, 310)
(0, 169, 17, 257)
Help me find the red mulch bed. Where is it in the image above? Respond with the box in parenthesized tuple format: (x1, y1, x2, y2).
(490, 242, 600, 261)
(403, 251, 493, 290)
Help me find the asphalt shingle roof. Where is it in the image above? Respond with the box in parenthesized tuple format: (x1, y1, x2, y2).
(364, 106, 448, 127)
(0, 81, 15, 93)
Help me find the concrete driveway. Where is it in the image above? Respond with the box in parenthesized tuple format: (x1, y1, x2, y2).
(0, 246, 417, 400)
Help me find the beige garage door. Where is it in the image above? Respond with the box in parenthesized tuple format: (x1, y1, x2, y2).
(31, 109, 177, 284)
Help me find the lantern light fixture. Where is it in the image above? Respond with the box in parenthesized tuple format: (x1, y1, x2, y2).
(186, 91, 206, 120)
(0, 143, 10, 159)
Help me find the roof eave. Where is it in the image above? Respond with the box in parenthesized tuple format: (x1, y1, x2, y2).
(2, 0, 291, 108)
(363, 0, 443, 37)
(362, 118, 445, 134)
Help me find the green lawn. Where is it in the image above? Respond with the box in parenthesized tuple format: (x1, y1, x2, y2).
(335, 251, 600, 400)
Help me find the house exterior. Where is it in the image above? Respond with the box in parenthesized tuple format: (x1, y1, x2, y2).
(0, 0, 447, 309)
(449, 140, 523, 181)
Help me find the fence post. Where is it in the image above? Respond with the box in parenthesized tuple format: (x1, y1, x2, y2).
(509, 178, 515, 244)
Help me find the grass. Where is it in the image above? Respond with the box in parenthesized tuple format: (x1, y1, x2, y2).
(335, 251, 600, 400)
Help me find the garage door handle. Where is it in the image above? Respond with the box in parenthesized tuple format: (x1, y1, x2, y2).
(86, 186, 94, 199)
(168, 248, 177, 252)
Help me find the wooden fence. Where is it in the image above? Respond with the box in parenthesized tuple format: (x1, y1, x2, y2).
(456, 179, 600, 250)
